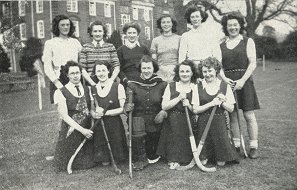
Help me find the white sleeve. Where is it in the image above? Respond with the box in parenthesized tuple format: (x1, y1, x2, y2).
(162, 84, 171, 101)
(42, 40, 58, 82)
(178, 33, 188, 63)
(191, 84, 200, 106)
(225, 84, 236, 105)
(53, 89, 66, 105)
(118, 84, 126, 100)
(247, 38, 256, 61)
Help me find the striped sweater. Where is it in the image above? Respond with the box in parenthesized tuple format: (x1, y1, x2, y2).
(79, 42, 120, 74)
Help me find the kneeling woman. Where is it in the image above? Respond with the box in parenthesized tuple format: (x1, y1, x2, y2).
(157, 60, 199, 169)
(54, 61, 95, 172)
(194, 57, 239, 166)
(125, 55, 167, 170)
(90, 61, 127, 165)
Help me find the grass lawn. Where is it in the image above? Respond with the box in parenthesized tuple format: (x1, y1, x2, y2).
(0, 61, 296, 190)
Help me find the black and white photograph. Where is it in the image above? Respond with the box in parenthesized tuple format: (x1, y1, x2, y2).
(0, 0, 296, 189)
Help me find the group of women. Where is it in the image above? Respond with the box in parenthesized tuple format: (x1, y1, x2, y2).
(39, 5, 260, 173)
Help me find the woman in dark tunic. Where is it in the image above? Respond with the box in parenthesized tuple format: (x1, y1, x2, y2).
(125, 55, 167, 170)
(90, 61, 127, 165)
(157, 60, 199, 170)
(220, 14, 260, 159)
(117, 22, 150, 86)
(53, 61, 95, 172)
(194, 57, 239, 166)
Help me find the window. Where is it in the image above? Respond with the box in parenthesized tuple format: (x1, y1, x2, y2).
(67, 0, 78, 13)
(132, 7, 138, 20)
(2, 3, 10, 16)
(106, 23, 112, 37)
(143, 9, 150, 21)
(18, 0, 25, 16)
(36, 0, 43, 13)
(19, 23, 27, 40)
(72, 21, 79, 37)
(145, 26, 150, 40)
(89, 1, 96, 16)
(104, 3, 111, 17)
(37, 20, 45, 39)
(121, 14, 130, 25)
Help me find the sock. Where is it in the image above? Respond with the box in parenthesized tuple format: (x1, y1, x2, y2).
(233, 138, 240, 148)
(249, 140, 258, 149)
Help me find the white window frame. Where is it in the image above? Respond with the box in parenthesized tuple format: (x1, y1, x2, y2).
(121, 14, 130, 26)
(132, 7, 138, 20)
(104, 3, 111, 18)
(145, 26, 150, 40)
(143, 9, 150, 21)
(18, 0, 26, 16)
(106, 23, 112, 37)
(37, 20, 45, 39)
(72, 21, 79, 37)
(19, 23, 27, 40)
(2, 3, 10, 16)
(36, 0, 43, 14)
(67, 0, 78, 13)
(89, 1, 96, 16)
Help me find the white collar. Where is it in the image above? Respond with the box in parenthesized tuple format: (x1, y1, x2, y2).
(92, 40, 104, 47)
(176, 81, 196, 93)
(125, 40, 140, 49)
(225, 34, 243, 43)
(67, 82, 83, 89)
(96, 79, 113, 98)
(201, 78, 221, 89)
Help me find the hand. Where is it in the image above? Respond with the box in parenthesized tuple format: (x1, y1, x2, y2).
(182, 99, 190, 107)
(124, 103, 134, 112)
(211, 97, 222, 107)
(154, 110, 167, 124)
(224, 78, 236, 90)
(233, 79, 245, 91)
(95, 107, 104, 116)
(91, 110, 102, 119)
(216, 93, 226, 103)
(81, 128, 93, 139)
(178, 92, 187, 101)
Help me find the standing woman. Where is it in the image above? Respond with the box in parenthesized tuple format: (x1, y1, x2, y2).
(194, 57, 239, 166)
(90, 61, 127, 165)
(220, 14, 260, 159)
(179, 6, 221, 70)
(117, 22, 150, 86)
(124, 55, 167, 170)
(150, 14, 181, 82)
(157, 60, 199, 169)
(53, 61, 95, 172)
(42, 15, 82, 103)
(79, 21, 120, 85)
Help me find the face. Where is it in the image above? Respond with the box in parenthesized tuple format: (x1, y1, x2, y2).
(58, 19, 70, 37)
(141, 62, 154, 79)
(67, 66, 81, 85)
(95, 64, 109, 82)
(161, 17, 173, 33)
(179, 65, 193, 83)
(227, 19, 240, 38)
(202, 66, 217, 83)
(126, 27, 139, 43)
(190, 11, 202, 28)
(92, 25, 104, 42)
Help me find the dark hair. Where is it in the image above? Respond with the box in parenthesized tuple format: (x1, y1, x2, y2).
(52, 15, 75, 37)
(173, 59, 198, 83)
(92, 60, 112, 83)
(19, 37, 43, 77)
(63, 61, 82, 77)
(122, 22, 141, 34)
(156, 14, 177, 33)
(198, 57, 222, 77)
(221, 13, 245, 36)
(137, 55, 159, 73)
(184, 6, 208, 24)
(88, 21, 108, 38)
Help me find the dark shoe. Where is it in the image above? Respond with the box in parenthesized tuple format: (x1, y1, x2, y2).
(132, 160, 148, 171)
(249, 148, 259, 159)
(236, 147, 240, 153)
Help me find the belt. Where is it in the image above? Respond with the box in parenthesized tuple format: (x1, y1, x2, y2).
(224, 69, 246, 72)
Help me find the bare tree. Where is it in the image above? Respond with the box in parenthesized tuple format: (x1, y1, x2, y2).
(175, 0, 297, 37)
